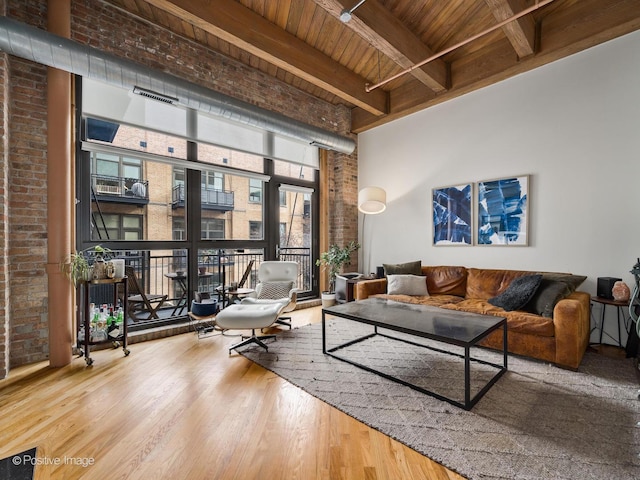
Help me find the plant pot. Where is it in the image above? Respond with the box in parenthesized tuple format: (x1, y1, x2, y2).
(321, 291, 336, 308)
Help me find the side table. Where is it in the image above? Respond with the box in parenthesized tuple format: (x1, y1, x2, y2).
(335, 274, 376, 303)
(590, 296, 630, 347)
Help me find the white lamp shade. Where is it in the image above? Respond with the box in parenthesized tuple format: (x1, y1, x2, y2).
(358, 186, 386, 214)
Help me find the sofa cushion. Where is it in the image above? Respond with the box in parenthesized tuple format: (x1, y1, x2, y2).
(488, 274, 543, 311)
(422, 266, 468, 296)
(383, 260, 422, 276)
(387, 274, 429, 296)
(373, 293, 464, 308)
(442, 299, 555, 336)
(466, 268, 533, 300)
(523, 279, 571, 318)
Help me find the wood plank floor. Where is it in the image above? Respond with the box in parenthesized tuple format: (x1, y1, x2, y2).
(0, 306, 464, 480)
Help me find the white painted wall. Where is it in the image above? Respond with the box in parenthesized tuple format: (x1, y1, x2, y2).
(358, 30, 640, 346)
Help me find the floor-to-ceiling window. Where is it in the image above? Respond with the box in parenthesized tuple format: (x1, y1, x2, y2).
(77, 78, 319, 329)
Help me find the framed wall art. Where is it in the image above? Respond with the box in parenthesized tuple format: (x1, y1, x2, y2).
(477, 175, 529, 246)
(432, 183, 473, 246)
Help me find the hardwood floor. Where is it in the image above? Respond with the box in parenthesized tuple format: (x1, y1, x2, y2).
(0, 306, 464, 480)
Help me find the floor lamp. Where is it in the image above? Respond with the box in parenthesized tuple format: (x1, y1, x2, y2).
(358, 186, 386, 276)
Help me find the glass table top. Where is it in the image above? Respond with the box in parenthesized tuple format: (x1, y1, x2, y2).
(323, 297, 505, 345)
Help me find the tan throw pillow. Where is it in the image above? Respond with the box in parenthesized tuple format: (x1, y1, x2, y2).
(387, 274, 429, 296)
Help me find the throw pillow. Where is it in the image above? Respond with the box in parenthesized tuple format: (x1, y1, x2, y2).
(523, 279, 571, 318)
(258, 281, 294, 299)
(488, 274, 543, 311)
(387, 274, 429, 296)
(383, 260, 422, 276)
(540, 273, 587, 294)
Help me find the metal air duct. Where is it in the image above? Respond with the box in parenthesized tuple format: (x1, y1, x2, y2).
(0, 16, 356, 154)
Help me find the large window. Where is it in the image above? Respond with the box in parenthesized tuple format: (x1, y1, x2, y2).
(172, 217, 185, 240)
(91, 152, 143, 197)
(249, 221, 262, 239)
(202, 171, 223, 191)
(97, 214, 143, 240)
(202, 219, 225, 239)
(80, 79, 320, 330)
(249, 179, 262, 203)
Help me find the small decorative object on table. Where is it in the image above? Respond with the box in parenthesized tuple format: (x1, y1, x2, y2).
(612, 281, 630, 302)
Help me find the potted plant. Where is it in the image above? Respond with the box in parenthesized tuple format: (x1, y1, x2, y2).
(316, 241, 360, 307)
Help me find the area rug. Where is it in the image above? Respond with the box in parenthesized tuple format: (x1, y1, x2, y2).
(241, 320, 640, 480)
(0, 447, 37, 480)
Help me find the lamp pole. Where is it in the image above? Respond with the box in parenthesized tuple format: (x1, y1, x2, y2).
(358, 187, 386, 276)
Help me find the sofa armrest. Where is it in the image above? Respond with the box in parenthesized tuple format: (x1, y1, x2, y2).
(355, 278, 387, 300)
(553, 291, 590, 370)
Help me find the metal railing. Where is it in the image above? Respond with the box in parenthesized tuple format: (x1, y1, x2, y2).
(89, 247, 313, 326)
(91, 174, 149, 202)
(171, 184, 234, 211)
(280, 247, 312, 292)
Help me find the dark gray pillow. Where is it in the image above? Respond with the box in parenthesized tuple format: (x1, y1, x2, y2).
(540, 273, 587, 294)
(523, 279, 571, 318)
(488, 274, 543, 311)
(383, 260, 422, 276)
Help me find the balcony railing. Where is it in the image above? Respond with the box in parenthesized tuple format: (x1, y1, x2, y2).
(91, 174, 149, 204)
(86, 247, 313, 331)
(171, 185, 234, 211)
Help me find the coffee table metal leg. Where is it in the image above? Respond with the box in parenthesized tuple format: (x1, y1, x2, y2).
(465, 346, 471, 409)
(322, 310, 326, 354)
(503, 321, 508, 369)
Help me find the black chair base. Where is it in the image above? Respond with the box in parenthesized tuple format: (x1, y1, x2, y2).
(229, 329, 276, 354)
(275, 315, 292, 329)
(262, 316, 292, 333)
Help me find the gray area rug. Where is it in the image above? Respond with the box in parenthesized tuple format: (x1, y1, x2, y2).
(0, 447, 37, 480)
(241, 320, 640, 480)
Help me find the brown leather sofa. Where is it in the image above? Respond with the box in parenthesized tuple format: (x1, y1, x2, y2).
(354, 266, 590, 370)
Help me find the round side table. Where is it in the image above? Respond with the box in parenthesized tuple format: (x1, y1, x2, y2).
(590, 296, 630, 347)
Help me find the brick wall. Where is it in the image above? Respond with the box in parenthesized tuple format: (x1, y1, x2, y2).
(0, 45, 8, 378)
(1, 0, 358, 372)
(7, 55, 49, 367)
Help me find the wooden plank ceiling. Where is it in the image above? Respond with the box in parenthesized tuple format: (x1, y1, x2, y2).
(107, 0, 640, 134)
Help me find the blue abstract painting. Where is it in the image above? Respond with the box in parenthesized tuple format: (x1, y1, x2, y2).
(477, 176, 528, 246)
(433, 183, 472, 245)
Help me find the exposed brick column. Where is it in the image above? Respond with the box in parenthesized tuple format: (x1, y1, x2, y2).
(46, 0, 73, 367)
(327, 149, 360, 271)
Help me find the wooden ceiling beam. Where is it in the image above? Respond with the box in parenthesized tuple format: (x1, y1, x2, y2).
(352, 0, 640, 132)
(484, 0, 536, 58)
(314, 0, 449, 92)
(144, 0, 388, 115)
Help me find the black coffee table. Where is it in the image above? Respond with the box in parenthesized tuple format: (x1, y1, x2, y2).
(322, 298, 507, 410)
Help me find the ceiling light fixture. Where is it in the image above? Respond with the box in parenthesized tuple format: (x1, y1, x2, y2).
(339, 0, 367, 23)
(365, 0, 557, 92)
